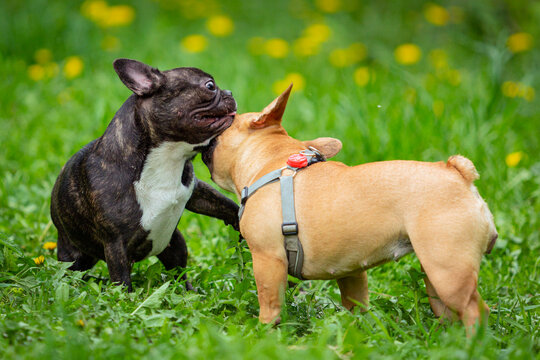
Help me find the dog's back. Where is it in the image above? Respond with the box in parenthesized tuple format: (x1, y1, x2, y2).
(242, 157, 496, 278)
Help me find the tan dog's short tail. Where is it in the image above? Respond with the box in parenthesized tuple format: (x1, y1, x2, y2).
(447, 155, 498, 254)
(447, 155, 479, 183)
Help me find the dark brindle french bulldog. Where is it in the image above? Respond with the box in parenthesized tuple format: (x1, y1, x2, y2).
(51, 58, 239, 291)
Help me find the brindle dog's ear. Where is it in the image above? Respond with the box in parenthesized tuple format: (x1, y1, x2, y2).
(113, 59, 165, 97)
(303, 137, 342, 158)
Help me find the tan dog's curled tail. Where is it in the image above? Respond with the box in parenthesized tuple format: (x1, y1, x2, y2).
(447, 155, 498, 254)
(447, 155, 479, 183)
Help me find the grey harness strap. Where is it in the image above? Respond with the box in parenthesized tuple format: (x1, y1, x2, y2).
(239, 168, 283, 219)
(279, 174, 304, 279)
(238, 147, 325, 280)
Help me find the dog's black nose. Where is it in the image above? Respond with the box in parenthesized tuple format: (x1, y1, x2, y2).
(223, 89, 232, 96)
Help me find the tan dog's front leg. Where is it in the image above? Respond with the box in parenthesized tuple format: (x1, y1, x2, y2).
(252, 252, 288, 324)
(337, 271, 369, 311)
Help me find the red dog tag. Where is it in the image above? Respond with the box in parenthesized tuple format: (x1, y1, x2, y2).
(287, 153, 308, 168)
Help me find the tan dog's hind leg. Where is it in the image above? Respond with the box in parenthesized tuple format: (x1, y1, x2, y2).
(421, 260, 488, 327)
(252, 252, 288, 324)
(423, 273, 458, 321)
(337, 271, 369, 311)
(412, 225, 490, 328)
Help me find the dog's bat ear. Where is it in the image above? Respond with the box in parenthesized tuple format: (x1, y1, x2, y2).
(251, 83, 293, 129)
(303, 137, 342, 158)
(113, 58, 165, 97)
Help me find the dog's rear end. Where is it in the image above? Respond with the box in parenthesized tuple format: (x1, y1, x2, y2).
(402, 155, 497, 326)
(447, 155, 498, 254)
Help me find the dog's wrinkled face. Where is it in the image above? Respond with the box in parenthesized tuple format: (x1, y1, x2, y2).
(114, 58, 236, 144)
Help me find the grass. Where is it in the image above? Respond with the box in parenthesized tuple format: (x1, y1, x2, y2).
(1, 0, 539, 358)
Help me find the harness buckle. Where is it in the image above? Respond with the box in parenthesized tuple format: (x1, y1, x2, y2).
(241, 187, 249, 205)
(300, 147, 326, 165)
(282, 222, 298, 235)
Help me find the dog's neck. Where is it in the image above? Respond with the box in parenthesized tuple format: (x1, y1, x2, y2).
(230, 129, 306, 195)
(95, 96, 147, 159)
(96, 96, 181, 164)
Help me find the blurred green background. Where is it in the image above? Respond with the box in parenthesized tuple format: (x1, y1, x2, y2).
(0, 0, 539, 358)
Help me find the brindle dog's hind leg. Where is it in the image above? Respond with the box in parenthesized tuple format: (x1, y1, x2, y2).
(57, 230, 98, 271)
(157, 229, 193, 291)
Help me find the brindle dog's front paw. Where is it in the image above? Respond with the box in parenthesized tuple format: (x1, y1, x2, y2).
(226, 216, 240, 232)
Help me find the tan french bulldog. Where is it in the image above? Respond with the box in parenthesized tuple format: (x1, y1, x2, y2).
(201, 84, 498, 327)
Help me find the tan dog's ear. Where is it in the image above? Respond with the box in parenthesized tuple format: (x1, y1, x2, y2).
(250, 84, 293, 129)
(303, 137, 342, 158)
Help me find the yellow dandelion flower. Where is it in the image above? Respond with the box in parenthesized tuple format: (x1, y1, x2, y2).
(505, 151, 523, 167)
(502, 81, 535, 101)
(63, 56, 84, 79)
(272, 73, 305, 95)
(516, 84, 534, 101)
(100, 5, 135, 27)
(101, 35, 120, 52)
(293, 37, 321, 57)
(28, 64, 45, 81)
(316, 0, 341, 13)
(265, 38, 289, 58)
(432, 100, 444, 117)
(34, 49, 53, 64)
(329, 43, 367, 67)
(522, 86, 535, 102)
(77, 319, 85, 327)
(81, 0, 108, 22)
(248, 37, 266, 56)
(33, 255, 45, 265)
(506, 32, 533, 53)
(206, 15, 234, 37)
(303, 23, 331, 43)
(294, 23, 332, 58)
(329, 48, 349, 67)
(518, 86, 528, 99)
(353, 67, 370, 87)
(181, 34, 208, 53)
(424, 3, 450, 26)
(43, 242, 57, 250)
(502, 81, 520, 98)
(394, 43, 422, 65)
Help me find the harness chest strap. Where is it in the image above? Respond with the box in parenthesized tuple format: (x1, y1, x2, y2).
(238, 148, 325, 280)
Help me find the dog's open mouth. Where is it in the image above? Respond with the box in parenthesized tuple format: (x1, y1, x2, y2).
(192, 111, 235, 158)
(200, 111, 236, 132)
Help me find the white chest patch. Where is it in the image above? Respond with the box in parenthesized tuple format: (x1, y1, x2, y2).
(134, 140, 209, 257)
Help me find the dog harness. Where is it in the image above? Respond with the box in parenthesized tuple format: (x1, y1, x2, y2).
(238, 147, 326, 280)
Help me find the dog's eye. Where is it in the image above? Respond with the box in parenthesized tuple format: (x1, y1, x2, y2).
(205, 81, 216, 91)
